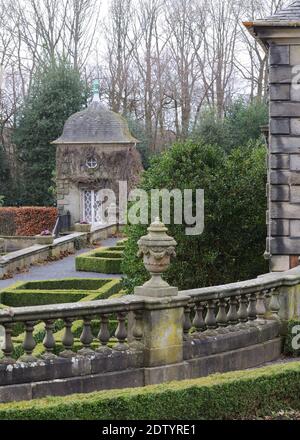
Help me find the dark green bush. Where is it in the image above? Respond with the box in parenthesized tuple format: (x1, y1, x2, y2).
(192, 100, 268, 153)
(0, 362, 300, 420)
(122, 140, 268, 292)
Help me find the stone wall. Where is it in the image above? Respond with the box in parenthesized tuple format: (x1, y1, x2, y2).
(0, 322, 281, 403)
(0, 224, 117, 279)
(268, 43, 300, 271)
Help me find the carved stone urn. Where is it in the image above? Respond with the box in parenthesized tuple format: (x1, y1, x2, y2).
(134, 218, 178, 297)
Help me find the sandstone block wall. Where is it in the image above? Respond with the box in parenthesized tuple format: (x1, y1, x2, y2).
(268, 44, 300, 271)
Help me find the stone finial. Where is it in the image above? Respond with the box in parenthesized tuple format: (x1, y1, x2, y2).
(135, 218, 178, 297)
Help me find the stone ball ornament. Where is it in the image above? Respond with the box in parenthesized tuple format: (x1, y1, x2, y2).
(135, 218, 178, 297)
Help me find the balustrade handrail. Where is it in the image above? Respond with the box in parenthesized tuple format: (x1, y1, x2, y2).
(0, 296, 145, 325)
(179, 266, 300, 302)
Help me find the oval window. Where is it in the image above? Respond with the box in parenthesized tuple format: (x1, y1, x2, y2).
(86, 157, 98, 169)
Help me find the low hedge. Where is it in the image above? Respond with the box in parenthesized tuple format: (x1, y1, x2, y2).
(20, 279, 109, 291)
(1, 291, 86, 307)
(116, 238, 127, 247)
(0, 278, 121, 307)
(76, 246, 124, 274)
(0, 362, 300, 420)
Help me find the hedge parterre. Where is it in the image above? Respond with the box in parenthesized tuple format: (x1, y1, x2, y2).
(0, 278, 122, 307)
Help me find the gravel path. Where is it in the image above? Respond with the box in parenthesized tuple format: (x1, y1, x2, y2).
(0, 237, 120, 289)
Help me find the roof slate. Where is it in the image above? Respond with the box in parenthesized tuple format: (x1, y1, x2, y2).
(264, 1, 300, 22)
(53, 101, 138, 145)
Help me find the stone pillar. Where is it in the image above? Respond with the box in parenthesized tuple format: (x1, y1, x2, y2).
(135, 219, 190, 384)
(245, 11, 300, 272)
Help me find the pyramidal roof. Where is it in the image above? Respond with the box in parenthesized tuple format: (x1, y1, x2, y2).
(263, 1, 300, 22)
(53, 81, 138, 145)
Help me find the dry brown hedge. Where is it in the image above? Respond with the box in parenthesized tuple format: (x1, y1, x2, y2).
(0, 207, 57, 236)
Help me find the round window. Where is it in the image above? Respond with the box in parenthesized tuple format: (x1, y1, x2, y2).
(86, 157, 98, 169)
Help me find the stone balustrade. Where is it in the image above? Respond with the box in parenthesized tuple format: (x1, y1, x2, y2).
(181, 280, 281, 337)
(0, 296, 145, 365)
(0, 220, 300, 403)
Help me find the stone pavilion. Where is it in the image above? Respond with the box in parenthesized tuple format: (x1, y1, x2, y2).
(53, 82, 143, 227)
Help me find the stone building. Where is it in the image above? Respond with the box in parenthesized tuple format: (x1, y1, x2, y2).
(245, 0, 300, 271)
(53, 84, 143, 227)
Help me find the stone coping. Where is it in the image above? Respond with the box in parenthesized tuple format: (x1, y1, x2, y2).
(0, 223, 117, 269)
(0, 236, 38, 240)
(0, 295, 190, 324)
(0, 244, 49, 265)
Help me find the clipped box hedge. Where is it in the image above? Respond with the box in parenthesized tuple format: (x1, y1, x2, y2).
(0, 362, 300, 420)
(76, 246, 124, 274)
(0, 278, 122, 307)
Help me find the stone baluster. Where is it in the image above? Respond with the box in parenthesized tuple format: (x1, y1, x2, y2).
(237, 294, 248, 329)
(0, 323, 15, 364)
(227, 297, 239, 331)
(97, 314, 111, 353)
(42, 320, 56, 359)
(183, 304, 192, 340)
(20, 321, 37, 362)
(269, 288, 281, 321)
(247, 293, 257, 326)
(130, 310, 144, 350)
(60, 318, 75, 358)
(79, 316, 94, 355)
(256, 290, 267, 325)
(264, 289, 272, 314)
(204, 300, 218, 336)
(216, 298, 228, 333)
(193, 302, 206, 337)
(114, 312, 128, 351)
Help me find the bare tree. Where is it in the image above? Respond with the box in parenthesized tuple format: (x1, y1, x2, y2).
(238, 0, 285, 102)
(64, 0, 101, 70)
